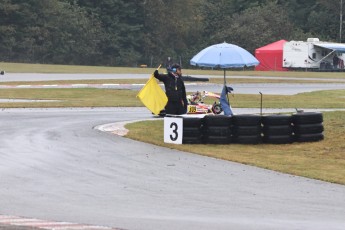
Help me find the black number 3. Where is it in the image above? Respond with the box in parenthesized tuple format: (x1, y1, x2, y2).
(170, 122, 178, 141)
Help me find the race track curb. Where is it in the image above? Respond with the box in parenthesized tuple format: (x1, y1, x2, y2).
(0, 215, 125, 230)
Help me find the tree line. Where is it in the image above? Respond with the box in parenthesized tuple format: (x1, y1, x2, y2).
(0, 0, 342, 67)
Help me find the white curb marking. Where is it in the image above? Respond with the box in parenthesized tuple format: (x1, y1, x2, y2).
(0, 215, 124, 230)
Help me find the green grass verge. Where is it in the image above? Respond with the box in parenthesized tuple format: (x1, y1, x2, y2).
(0, 88, 142, 108)
(2, 61, 345, 79)
(1, 88, 344, 109)
(125, 111, 345, 185)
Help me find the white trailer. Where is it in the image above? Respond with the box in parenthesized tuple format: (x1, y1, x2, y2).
(283, 38, 345, 70)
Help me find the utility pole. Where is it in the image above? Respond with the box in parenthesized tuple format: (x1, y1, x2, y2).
(341, 0, 343, 42)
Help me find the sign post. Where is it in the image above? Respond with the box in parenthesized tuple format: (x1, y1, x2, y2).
(164, 117, 183, 144)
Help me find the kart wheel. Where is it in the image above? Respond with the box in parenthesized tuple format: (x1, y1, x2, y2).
(212, 103, 222, 114)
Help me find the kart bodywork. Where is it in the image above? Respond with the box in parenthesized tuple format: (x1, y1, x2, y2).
(158, 91, 222, 116)
(186, 91, 222, 114)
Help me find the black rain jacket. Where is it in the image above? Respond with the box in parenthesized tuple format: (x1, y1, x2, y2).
(154, 71, 187, 103)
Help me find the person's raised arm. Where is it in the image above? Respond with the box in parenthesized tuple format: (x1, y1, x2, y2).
(154, 65, 164, 81)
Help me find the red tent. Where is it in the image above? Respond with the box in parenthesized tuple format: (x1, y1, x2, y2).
(255, 40, 288, 71)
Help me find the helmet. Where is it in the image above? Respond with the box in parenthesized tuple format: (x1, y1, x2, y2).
(169, 63, 181, 73)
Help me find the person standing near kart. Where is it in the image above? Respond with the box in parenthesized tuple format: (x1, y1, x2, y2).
(154, 63, 188, 115)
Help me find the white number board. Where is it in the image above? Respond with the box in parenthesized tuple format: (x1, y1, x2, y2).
(164, 117, 183, 144)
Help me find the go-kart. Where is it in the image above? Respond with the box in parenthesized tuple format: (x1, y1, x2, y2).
(186, 91, 222, 114)
(158, 91, 222, 116)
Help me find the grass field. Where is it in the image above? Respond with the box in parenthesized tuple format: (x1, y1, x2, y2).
(1, 62, 345, 185)
(1, 88, 345, 109)
(125, 111, 345, 185)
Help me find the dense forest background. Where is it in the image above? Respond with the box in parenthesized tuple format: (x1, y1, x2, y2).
(0, 0, 343, 67)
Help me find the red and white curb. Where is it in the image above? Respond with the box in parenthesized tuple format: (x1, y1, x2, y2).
(0, 215, 125, 230)
(94, 118, 158, 136)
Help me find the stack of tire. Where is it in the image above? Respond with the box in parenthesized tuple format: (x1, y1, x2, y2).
(262, 114, 294, 144)
(202, 115, 232, 144)
(182, 117, 204, 144)
(232, 114, 262, 144)
(292, 112, 324, 142)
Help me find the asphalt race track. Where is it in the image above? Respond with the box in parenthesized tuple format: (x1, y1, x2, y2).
(2, 73, 345, 95)
(0, 73, 345, 230)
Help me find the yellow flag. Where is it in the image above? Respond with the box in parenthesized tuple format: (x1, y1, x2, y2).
(137, 73, 168, 115)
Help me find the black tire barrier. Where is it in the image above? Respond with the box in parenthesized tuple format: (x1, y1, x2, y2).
(183, 127, 202, 137)
(233, 125, 262, 136)
(294, 133, 324, 142)
(204, 126, 232, 136)
(232, 114, 262, 126)
(234, 135, 262, 144)
(203, 135, 232, 144)
(293, 123, 324, 135)
(263, 125, 293, 136)
(182, 117, 203, 144)
(183, 127, 203, 144)
(261, 114, 294, 144)
(262, 114, 292, 126)
(179, 112, 324, 144)
(183, 136, 204, 144)
(263, 134, 294, 144)
(291, 112, 323, 125)
(203, 115, 233, 144)
(183, 117, 203, 127)
(203, 115, 232, 127)
(291, 112, 324, 143)
(233, 125, 262, 144)
(232, 115, 262, 144)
